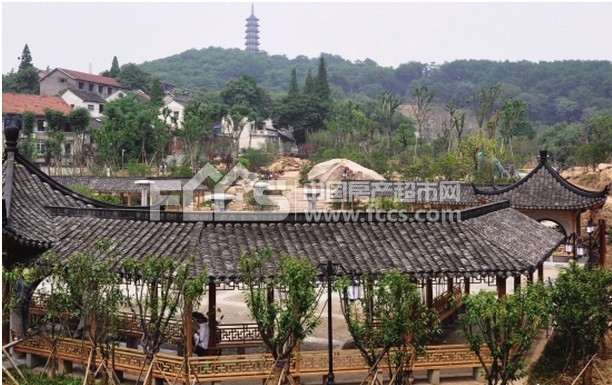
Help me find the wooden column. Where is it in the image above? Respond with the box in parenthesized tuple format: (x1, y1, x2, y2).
(464, 277, 470, 295)
(599, 219, 607, 267)
(514, 275, 522, 293)
(447, 277, 454, 293)
(425, 279, 433, 308)
(207, 282, 217, 354)
(184, 300, 194, 357)
(537, 264, 544, 283)
(496, 276, 507, 299)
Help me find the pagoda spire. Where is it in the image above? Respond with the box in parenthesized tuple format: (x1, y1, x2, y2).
(245, 3, 260, 52)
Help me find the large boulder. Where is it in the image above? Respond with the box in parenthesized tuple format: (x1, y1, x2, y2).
(307, 158, 385, 184)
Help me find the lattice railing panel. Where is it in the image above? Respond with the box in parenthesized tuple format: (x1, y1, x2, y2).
(188, 354, 276, 381)
(13, 335, 492, 381)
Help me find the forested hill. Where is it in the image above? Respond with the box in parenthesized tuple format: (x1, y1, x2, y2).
(138, 47, 612, 125)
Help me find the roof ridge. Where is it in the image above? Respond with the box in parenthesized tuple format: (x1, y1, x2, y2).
(473, 156, 608, 199)
(13, 153, 130, 209)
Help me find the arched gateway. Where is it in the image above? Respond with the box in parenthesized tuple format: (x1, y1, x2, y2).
(3, 126, 566, 382)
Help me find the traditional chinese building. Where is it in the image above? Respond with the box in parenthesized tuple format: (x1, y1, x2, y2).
(474, 150, 608, 261)
(4, 125, 578, 382)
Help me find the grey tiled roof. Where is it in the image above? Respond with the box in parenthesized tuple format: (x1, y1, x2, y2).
(44, 202, 562, 282)
(2, 153, 118, 248)
(66, 90, 107, 103)
(54, 176, 209, 193)
(474, 151, 609, 210)
(3, 144, 563, 281)
(332, 181, 479, 206)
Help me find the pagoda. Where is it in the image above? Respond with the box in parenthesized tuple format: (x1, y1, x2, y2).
(245, 4, 260, 52)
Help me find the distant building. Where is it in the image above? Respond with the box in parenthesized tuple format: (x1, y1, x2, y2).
(2, 93, 82, 164)
(218, 117, 295, 154)
(160, 94, 192, 129)
(245, 4, 260, 52)
(61, 89, 106, 118)
(39, 68, 123, 98)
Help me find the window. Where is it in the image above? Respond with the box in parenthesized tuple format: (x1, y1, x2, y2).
(36, 120, 45, 132)
(99, 104, 104, 114)
(59, 78, 66, 83)
(36, 140, 45, 153)
(98, 85, 103, 93)
(88, 84, 94, 92)
(173, 111, 179, 120)
(87, 104, 94, 112)
(107, 87, 113, 95)
(78, 82, 84, 90)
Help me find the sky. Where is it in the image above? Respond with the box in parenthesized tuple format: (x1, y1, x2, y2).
(2, 1, 612, 75)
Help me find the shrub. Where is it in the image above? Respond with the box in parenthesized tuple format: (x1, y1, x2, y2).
(126, 161, 152, 176)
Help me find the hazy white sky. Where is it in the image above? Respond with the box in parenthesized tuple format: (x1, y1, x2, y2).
(2, 1, 612, 75)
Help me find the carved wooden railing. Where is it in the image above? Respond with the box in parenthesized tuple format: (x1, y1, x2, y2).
(431, 284, 463, 320)
(13, 334, 491, 383)
(27, 285, 462, 352)
(28, 293, 262, 349)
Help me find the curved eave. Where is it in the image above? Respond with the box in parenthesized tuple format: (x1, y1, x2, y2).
(13, 153, 149, 210)
(474, 160, 608, 200)
(507, 198, 607, 211)
(2, 228, 52, 249)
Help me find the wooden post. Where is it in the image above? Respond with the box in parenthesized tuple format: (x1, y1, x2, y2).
(464, 277, 470, 295)
(208, 282, 217, 355)
(514, 275, 521, 293)
(496, 276, 506, 299)
(537, 264, 544, 283)
(599, 219, 607, 267)
(184, 300, 193, 357)
(425, 279, 433, 308)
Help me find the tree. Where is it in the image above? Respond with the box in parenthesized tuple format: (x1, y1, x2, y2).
(539, 122, 583, 166)
(550, 263, 612, 371)
(225, 104, 256, 157)
(43, 109, 67, 174)
(314, 56, 331, 102)
(457, 283, 551, 385)
(109, 56, 120, 78)
(409, 85, 435, 157)
(94, 94, 142, 173)
(444, 98, 466, 151)
(117, 63, 152, 92)
(67, 107, 91, 175)
(120, 255, 208, 385)
(339, 270, 440, 385)
(240, 247, 323, 385)
(2, 44, 39, 94)
(148, 77, 164, 108)
(179, 100, 223, 170)
(470, 84, 502, 137)
(499, 98, 534, 157)
(376, 92, 402, 150)
(61, 246, 124, 385)
(18, 44, 34, 71)
(17, 111, 38, 162)
(288, 68, 299, 96)
(221, 75, 271, 119)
